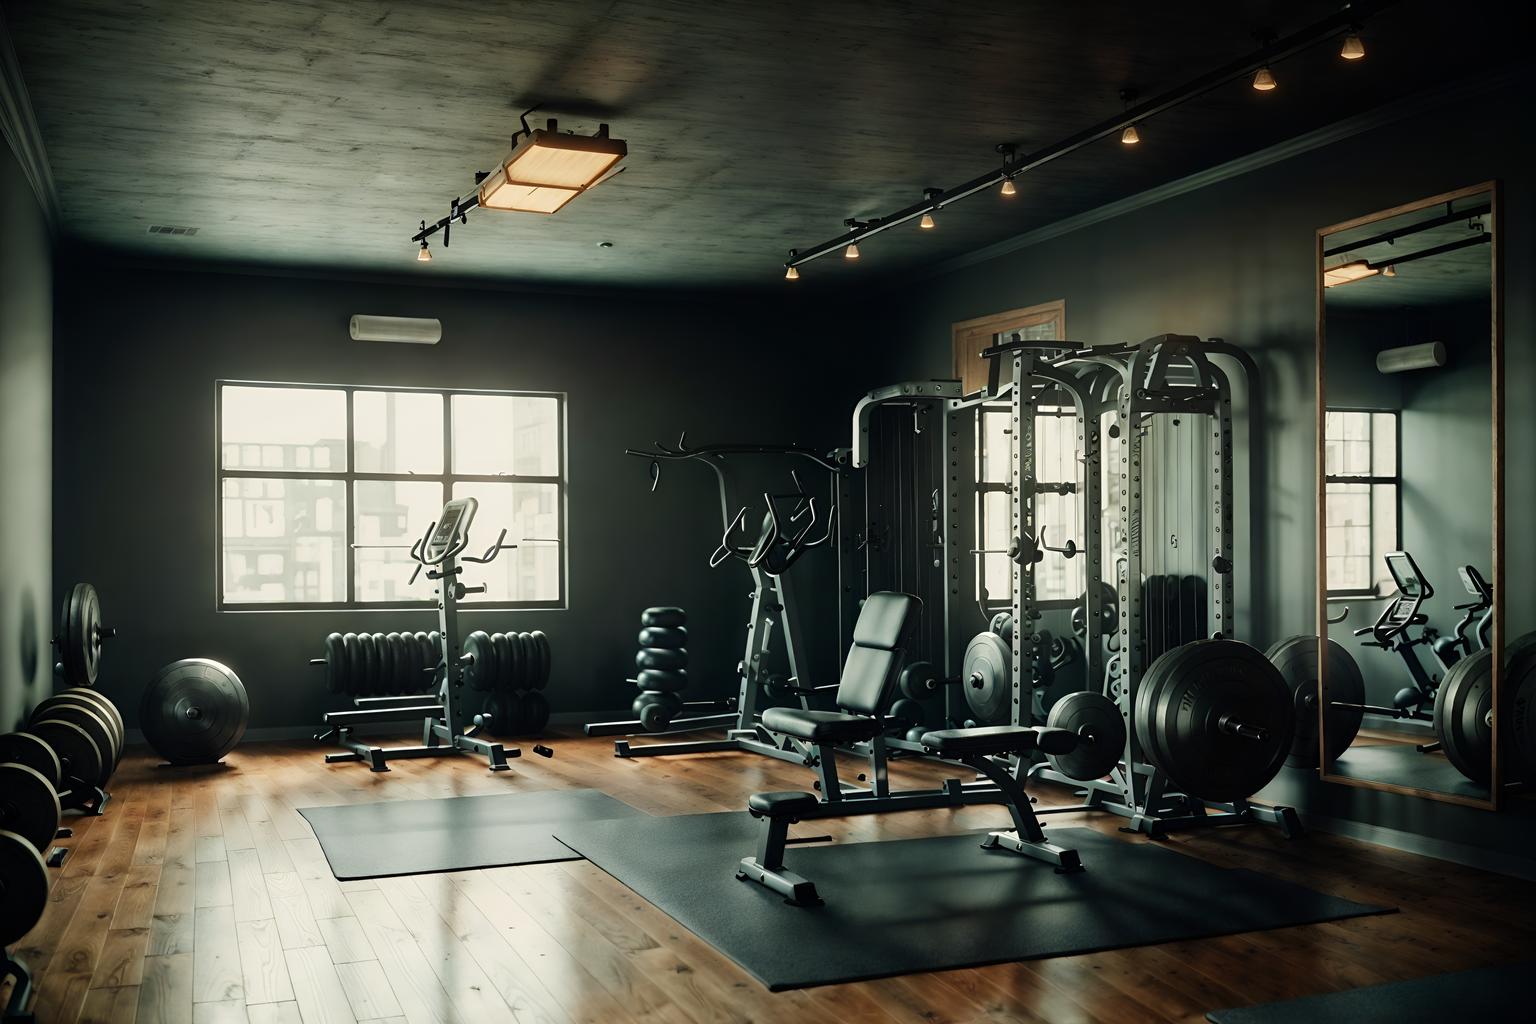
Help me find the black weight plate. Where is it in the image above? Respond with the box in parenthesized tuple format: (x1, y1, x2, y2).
(414, 632, 435, 689)
(461, 631, 490, 691)
(1505, 632, 1536, 785)
(1046, 691, 1126, 782)
(480, 691, 513, 737)
(532, 630, 551, 691)
(504, 632, 523, 691)
(407, 633, 428, 694)
(1138, 639, 1293, 802)
(962, 631, 1012, 724)
(989, 613, 1014, 644)
(41, 690, 126, 768)
(898, 661, 940, 701)
(1434, 649, 1493, 785)
(58, 583, 78, 682)
(394, 632, 413, 694)
(640, 607, 686, 628)
(140, 659, 249, 765)
(29, 718, 103, 791)
(1131, 644, 1180, 772)
(1180, 575, 1205, 644)
(638, 626, 687, 650)
(355, 633, 377, 697)
(636, 648, 686, 672)
(341, 634, 360, 696)
(0, 762, 62, 852)
(1265, 635, 1363, 769)
(490, 633, 511, 690)
(0, 830, 49, 946)
(523, 690, 551, 733)
(380, 633, 401, 694)
(636, 668, 687, 693)
(372, 633, 393, 696)
(32, 701, 117, 777)
(323, 633, 346, 694)
(77, 583, 105, 685)
(0, 732, 62, 790)
(1143, 576, 1167, 663)
(635, 691, 680, 731)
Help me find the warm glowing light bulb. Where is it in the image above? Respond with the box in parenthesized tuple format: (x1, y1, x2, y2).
(920, 212, 936, 229)
(1000, 177, 1016, 196)
(844, 242, 860, 259)
(1340, 32, 1365, 60)
(1382, 265, 1396, 277)
(417, 242, 432, 262)
(785, 265, 800, 280)
(1252, 66, 1277, 91)
(1121, 124, 1141, 145)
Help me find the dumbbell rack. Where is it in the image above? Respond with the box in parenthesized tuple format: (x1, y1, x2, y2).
(315, 497, 520, 773)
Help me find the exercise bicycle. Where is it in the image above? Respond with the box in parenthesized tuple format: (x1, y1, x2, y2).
(314, 496, 521, 772)
(1431, 563, 1492, 669)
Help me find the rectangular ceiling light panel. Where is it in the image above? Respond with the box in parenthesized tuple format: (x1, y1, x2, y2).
(1323, 260, 1380, 288)
(477, 128, 627, 214)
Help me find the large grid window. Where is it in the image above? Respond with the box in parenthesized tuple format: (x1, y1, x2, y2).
(217, 382, 566, 610)
(975, 317, 1083, 608)
(1324, 409, 1398, 596)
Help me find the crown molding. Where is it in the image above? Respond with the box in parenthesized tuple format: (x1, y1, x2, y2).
(0, 8, 59, 224)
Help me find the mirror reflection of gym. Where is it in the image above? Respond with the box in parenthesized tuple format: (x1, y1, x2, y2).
(1315, 184, 1503, 806)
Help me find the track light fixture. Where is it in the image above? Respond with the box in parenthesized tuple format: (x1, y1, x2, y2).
(1119, 89, 1141, 144)
(778, 0, 1396, 276)
(1340, 28, 1366, 60)
(417, 240, 432, 262)
(920, 188, 942, 229)
(785, 249, 800, 280)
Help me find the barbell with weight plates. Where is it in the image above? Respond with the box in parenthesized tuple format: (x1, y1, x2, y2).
(962, 631, 1012, 724)
(0, 733, 62, 791)
(0, 762, 62, 853)
(1133, 639, 1293, 804)
(1434, 649, 1493, 785)
(1044, 690, 1126, 782)
(56, 582, 116, 687)
(1264, 635, 1363, 768)
(0, 828, 50, 948)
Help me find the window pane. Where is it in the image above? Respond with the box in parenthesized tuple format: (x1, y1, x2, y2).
(454, 482, 561, 601)
(451, 394, 561, 476)
(1372, 413, 1397, 477)
(354, 480, 445, 603)
(354, 391, 444, 474)
(221, 478, 346, 603)
(221, 386, 346, 471)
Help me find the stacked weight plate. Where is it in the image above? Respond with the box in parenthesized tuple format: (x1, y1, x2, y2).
(476, 630, 553, 738)
(319, 631, 443, 697)
(22, 686, 126, 806)
(632, 608, 687, 731)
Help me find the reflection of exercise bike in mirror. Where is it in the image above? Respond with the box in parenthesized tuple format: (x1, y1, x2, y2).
(1351, 551, 1441, 726)
(1431, 564, 1492, 669)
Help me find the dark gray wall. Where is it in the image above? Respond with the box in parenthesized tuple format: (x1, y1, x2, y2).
(0, 137, 51, 732)
(52, 267, 851, 732)
(856, 86, 1535, 866)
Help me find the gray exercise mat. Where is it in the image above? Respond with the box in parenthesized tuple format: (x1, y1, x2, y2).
(299, 788, 645, 879)
(553, 812, 1392, 991)
(1206, 960, 1531, 1022)
(1327, 743, 1490, 799)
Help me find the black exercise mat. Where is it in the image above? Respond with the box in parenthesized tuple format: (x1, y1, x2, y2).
(1329, 743, 1490, 800)
(299, 788, 645, 879)
(1206, 960, 1532, 1022)
(554, 812, 1392, 991)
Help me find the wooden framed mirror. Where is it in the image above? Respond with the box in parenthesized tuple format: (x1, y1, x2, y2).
(1314, 182, 1502, 809)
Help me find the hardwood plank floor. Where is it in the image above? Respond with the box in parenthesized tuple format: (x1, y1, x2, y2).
(4, 731, 1533, 1023)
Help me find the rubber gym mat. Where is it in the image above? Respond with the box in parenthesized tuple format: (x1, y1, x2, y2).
(553, 812, 1393, 991)
(1205, 960, 1531, 1022)
(1327, 742, 1490, 800)
(299, 788, 645, 880)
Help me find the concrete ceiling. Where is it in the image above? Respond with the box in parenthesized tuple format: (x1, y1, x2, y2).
(2, 0, 1519, 289)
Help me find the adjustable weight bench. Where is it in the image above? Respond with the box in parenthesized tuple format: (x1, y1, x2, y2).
(736, 723, 1085, 906)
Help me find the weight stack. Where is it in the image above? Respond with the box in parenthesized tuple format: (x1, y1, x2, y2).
(632, 608, 687, 731)
(478, 630, 552, 738)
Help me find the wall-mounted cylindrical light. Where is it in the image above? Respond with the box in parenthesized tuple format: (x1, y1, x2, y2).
(350, 315, 443, 345)
(1376, 342, 1446, 374)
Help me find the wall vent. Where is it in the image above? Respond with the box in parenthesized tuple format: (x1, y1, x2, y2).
(146, 224, 199, 236)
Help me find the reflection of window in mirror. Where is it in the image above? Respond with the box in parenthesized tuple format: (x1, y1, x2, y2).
(1324, 410, 1398, 597)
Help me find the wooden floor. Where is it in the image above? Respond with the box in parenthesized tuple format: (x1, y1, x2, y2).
(5, 731, 1534, 1024)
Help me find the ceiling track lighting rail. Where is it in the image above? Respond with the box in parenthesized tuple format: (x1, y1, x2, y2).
(1360, 232, 1491, 270)
(783, 0, 1396, 275)
(1321, 200, 1491, 257)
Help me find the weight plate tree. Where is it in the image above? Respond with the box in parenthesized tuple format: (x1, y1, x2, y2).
(1044, 691, 1125, 781)
(1434, 649, 1493, 785)
(1265, 634, 1364, 768)
(962, 631, 1011, 724)
(141, 659, 250, 766)
(1133, 639, 1294, 803)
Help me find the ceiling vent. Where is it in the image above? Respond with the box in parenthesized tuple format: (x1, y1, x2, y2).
(146, 224, 199, 236)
